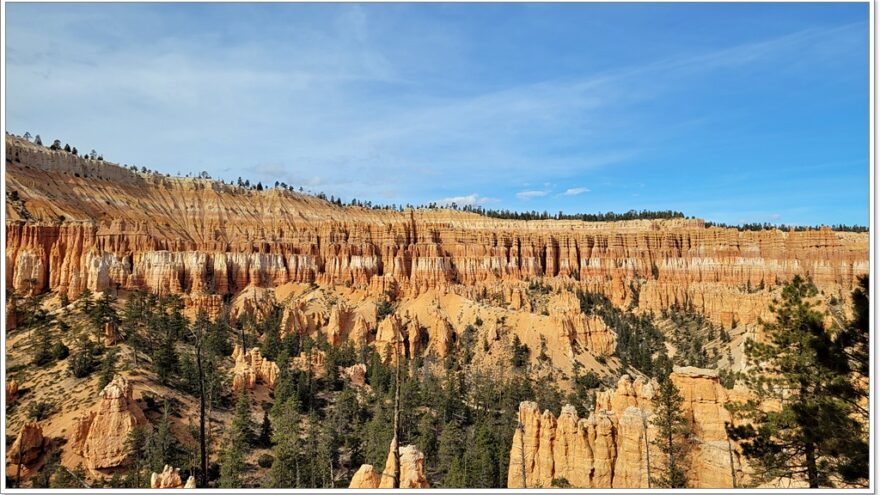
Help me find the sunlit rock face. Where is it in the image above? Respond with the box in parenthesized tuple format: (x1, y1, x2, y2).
(70, 376, 148, 471)
(507, 367, 745, 488)
(348, 441, 429, 489)
(6, 136, 867, 332)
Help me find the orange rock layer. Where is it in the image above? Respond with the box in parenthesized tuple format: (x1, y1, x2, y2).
(5, 137, 867, 328)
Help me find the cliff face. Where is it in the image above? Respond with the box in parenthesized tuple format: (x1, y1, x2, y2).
(5, 136, 868, 330)
(508, 368, 746, 488)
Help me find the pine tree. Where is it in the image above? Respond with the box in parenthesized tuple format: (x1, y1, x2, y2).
(650, 376, 690, 488)
(258, 410, 272, 448)
(437, 421, 465, 486)
(231, 387, 255, 446)
(727, 275, 864, 487)
(97, 348, 118, 391)
(78, 287, 94, 313)
(819, 275, 869, 486)
(149, 400, 178, 472)
(270, 396, 302, 487)
(220, 387, 255, 487)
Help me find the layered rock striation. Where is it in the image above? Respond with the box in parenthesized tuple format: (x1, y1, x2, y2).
(5, 136, 868, 329)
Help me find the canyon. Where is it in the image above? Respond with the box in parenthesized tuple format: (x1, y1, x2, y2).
(3, 135, 870, 488)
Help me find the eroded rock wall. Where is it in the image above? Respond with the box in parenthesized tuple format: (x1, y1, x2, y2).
(5, 136, 868, 329)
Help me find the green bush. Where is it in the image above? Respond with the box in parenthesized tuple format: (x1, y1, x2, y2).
(257, 453, 274, 468)
(27, 400, 54, 421)
(50, 342, 70, 360)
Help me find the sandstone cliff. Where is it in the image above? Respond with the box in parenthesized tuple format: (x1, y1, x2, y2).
(508, 367, 745, 488)
(5, 136, 868, 332)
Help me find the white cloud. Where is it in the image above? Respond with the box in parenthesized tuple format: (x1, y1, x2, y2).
(516, 190, 548, 200)
(561, 187, 590, 196)
(435, 193, 497, 207)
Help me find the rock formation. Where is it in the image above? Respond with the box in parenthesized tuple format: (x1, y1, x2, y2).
(231, 346, 280, 391)
(349, 464, 382, 489)
(102, 321, 119, 346)
(341, 363, 367, 387)
(150, 465, 196, 489)
(6, 422, 46, 477)
(6, 379, 20, 404)
(70, 375, 148, 471)
(348, 442, 429, 489)
(5, 136, 868, 331)
(549, 292, 616, 356)
(291, 349, 327, 377)
(508, 367, 743, 488)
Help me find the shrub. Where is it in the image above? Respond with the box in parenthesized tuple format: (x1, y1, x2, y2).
(50, 342, 70, 360)
(27, 400, 54, 421)
(257, 453, 274, 468)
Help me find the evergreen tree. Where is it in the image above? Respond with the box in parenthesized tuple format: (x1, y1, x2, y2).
(437, 421, 466, 486)
(821, 275, 869, 486)
(124, 426, 150, 488)
(96, 348, 118, 391)
(727, 275, 863, 487)
(78, 288, 94, 313)
(270, 396, 302, 487)
(149, 401, 178, 472)
(258, 410, 272, 448)
(32, 326, 55, 366)
(650, 376, 690, 488)
(231, 387, 255, 447)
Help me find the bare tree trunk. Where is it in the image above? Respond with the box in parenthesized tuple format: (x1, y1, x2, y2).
(643, 411, 652, 488)
(392, 330, 401, 488)
(726, 435, 738, 488)
(197, 345, 208, 488)
(518, 420, 527, 488)
(329, 456, 335, 488)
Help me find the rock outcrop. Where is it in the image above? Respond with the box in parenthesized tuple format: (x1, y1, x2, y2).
(6, 422, 46, 473)
(348, 441, 429, 489)
(349, 464, 382, 488)
(231, 346, 280, 391)
(70, 375, 148, 471)
(508, 368, 743, 488)
(341, 363, 367, 387)
(150, 465, 196, 489)
(6, 379, 20, 404)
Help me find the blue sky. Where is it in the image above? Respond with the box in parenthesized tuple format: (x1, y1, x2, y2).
(5, 3, 869, 225)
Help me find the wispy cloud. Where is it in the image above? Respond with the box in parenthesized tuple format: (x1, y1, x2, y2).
(561, 187, 590, 196)
(435, 193, 498, 207)
(3, 4, 868, 224)
(516, 190, 549, 200)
